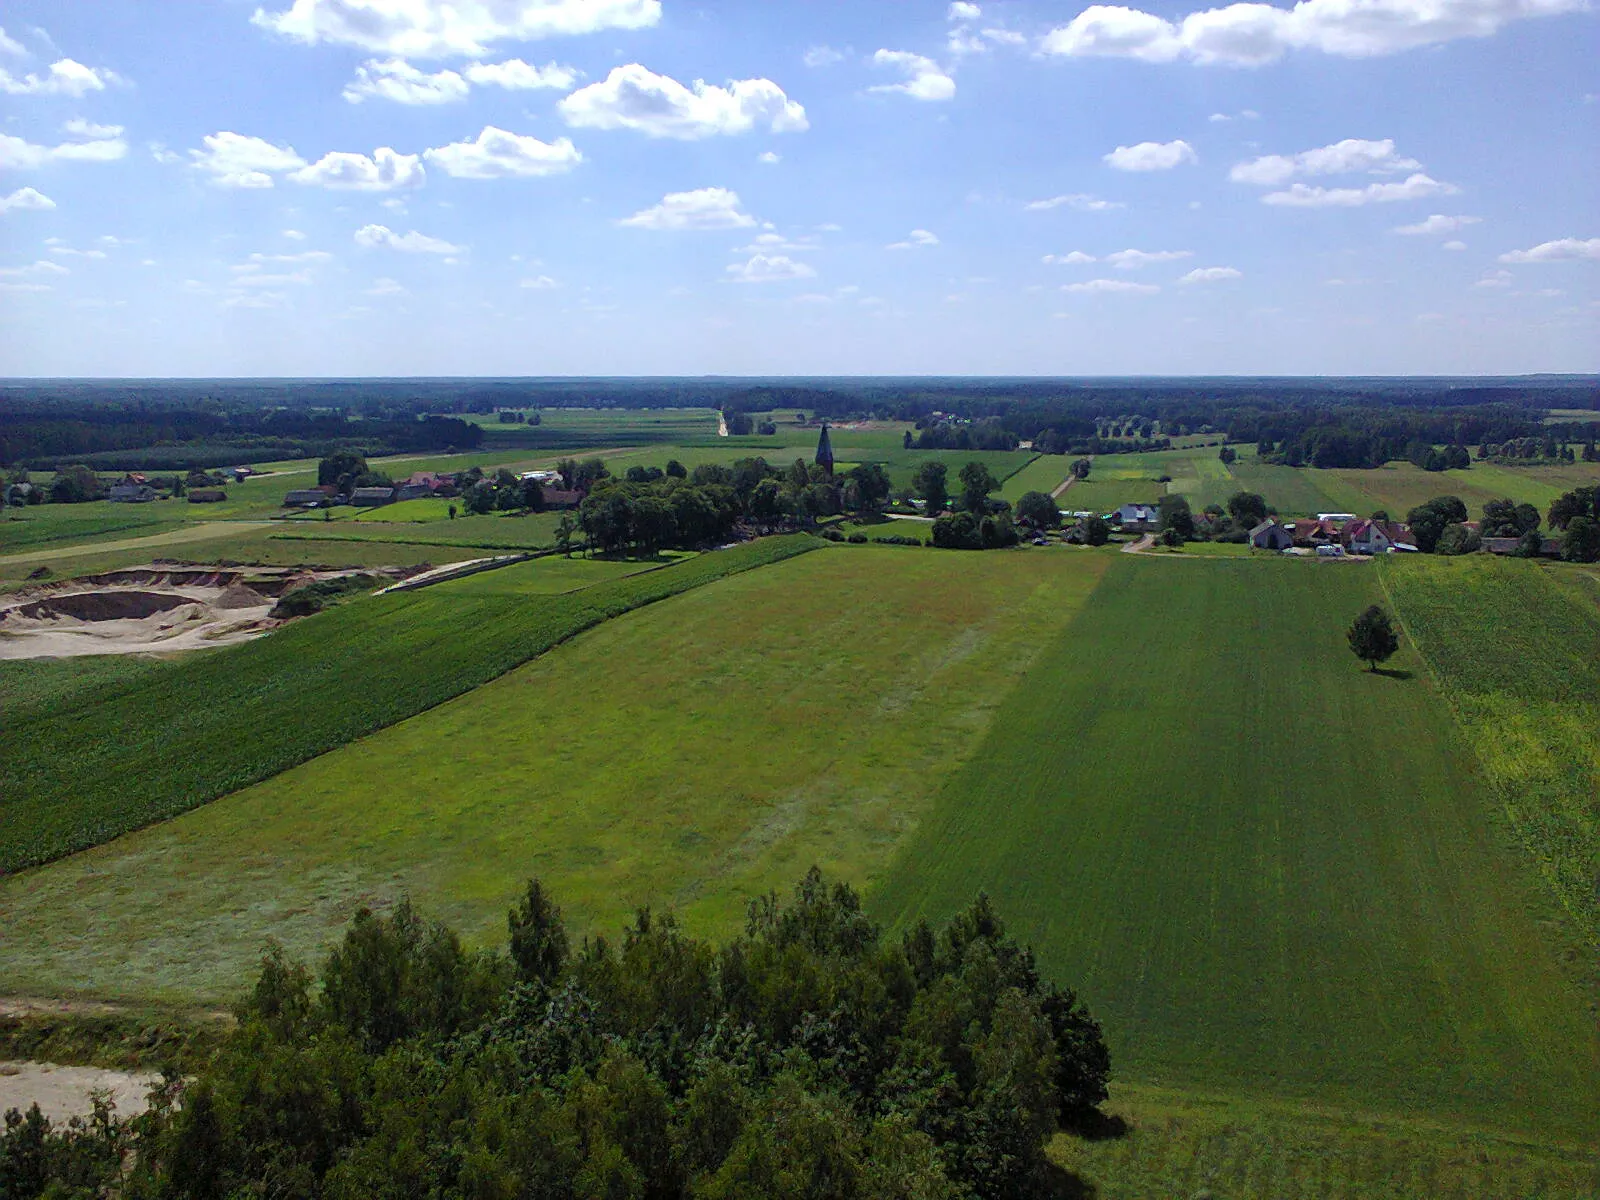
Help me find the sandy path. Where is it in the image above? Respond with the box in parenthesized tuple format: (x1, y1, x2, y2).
(1050, 473, 1077, 500)
(0, 521, 277, 566)
(1122, 533, 1156, 553)
(0, 1062, 159, 1123)
(717, 412, 729, 437)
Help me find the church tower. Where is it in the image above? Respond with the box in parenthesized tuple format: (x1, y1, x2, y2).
(815, 422, 835, 479)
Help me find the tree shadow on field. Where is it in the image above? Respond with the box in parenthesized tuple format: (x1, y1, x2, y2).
(1063, 1109, 1130, 1142)
(1038, 1163, 1100, 1200)
(1371, 667, 1415, 680)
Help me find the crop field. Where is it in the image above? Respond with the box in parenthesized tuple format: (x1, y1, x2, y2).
(1380, 554, 1600, 954)
(1228, 459, 1348, 515)
(1057, 477, 1162, 516)
(278, 510, 566, 550)
(997, 454, 1064, 501)
(1315, 462, 1599, 519)
(0, 546, 1109, 1002)
(0, 653, 175, 725)
(0, 507, 186, 552)
(869, 555, 1600, 1140)
(0, 536, 818, 873)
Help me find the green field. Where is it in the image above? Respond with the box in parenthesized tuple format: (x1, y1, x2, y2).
(1316, 462, 1599, 519)
(1229, 458, 1348, 516)
(998, 453, 1063, 501)
(868, 556, 1600, 1139)
(0, 547, 1108, 1001)
(0, 538, 816, 873)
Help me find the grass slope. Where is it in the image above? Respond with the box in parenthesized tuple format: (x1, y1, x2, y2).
(1380, 554, 1600, 956)
(0, 547, 1108, 1002)
(0, 537, 817, 873)
(869, 555, 1600, 1139)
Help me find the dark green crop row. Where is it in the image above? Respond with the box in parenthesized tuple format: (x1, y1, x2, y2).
(0, 535, 820, 874)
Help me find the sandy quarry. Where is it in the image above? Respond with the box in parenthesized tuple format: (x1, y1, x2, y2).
(0, 563, 404, 660)
(0, 1061, 161, 1123)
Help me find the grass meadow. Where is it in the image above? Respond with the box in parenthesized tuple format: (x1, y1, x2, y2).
(997, 454, 1064, 501)
(868, 555, 1600, 1141)
(0, 546, 1108, 1002)
(0, 537, 817, 873)
(1315, 461, 1598, 518)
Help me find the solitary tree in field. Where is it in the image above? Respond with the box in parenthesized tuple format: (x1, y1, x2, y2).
(1347, 605, 1400, 671)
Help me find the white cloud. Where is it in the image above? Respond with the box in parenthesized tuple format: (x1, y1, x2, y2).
(0, 58, 121, 97)
(560, 65, 807, 139)
(1230, 138, 1421, 185)
(1104, 139, 1197, 171)
(0, 282, 53, 293)
(0, 27, 24, 56)
(869, 50, 955, 101)
(886, 229, 940, 250)
(233, 269, 313, 287)
(246, 250, 333, 264)
(757, 150, 781, 164)
(0, 131, 127, 169)
(464, 59, 577, 90)
(1392, 213, 1481, 235)
(48, 246, 106, 259)
(189, 132, 305, 188)
(283, 229, 307, 240)
(1106, 248, 1193, 268)
(1062, 278, 1161, 293)
(1039, 0, 1584, 66)
(354, 223, 463, 253)
(620, 187, 755, 231)
(0, 187, 55, 214)
(726, 254, 817, 283)
(1178, 266, 1242, 283)
(423, 126, 581, 178)
(0, 260, 69, 278)
(344, 58, 468, 104)
(949, 2, 983, 18)
(1475, 270, 1512, 287)
(1043, 251, 1097, 264)
(253, 0, 661, 57)
(1025, 193, 1125, 211)
(292, 147, 426, 190)
(803, 45, 845, 67)
(1498, 237, 1600, 264)
(1442, 240, 1468, 251)
(735, 232, 818, 253)
(1208, 108, 1260, 121)
(1262, 173, 1458, 206)
(520, 274, 559, 289)
(63, 118, 123, 140)
(223, 291, 289, 310)
(367, 277, 407, 296)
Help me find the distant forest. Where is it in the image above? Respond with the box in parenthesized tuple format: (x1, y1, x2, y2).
(0, 376, 1595, 470)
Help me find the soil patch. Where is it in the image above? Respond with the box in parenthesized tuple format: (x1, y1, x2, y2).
(0, 1061, 159, 1123)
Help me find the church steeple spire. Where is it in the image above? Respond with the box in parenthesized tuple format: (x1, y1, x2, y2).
(815, 422, 835, 478)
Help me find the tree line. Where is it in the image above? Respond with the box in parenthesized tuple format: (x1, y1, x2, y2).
(0, 871, 1111, 1199)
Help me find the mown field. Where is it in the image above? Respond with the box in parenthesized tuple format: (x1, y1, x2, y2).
(997, 453, 1062, 501)
(0, 537, 816, 873)
(0, 546, 1109, 1001)
(1315, 461, 1598, 518)
(1380, 554, 1600, 956)
(869, 555, 1600, 1142)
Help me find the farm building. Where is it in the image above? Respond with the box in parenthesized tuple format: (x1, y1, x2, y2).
(1249, 520, 1294, 550)
(351, 487, 397, 507)
(1483, 535, 1563, 556)
(1113, 502, 1159, 529)
(1342, 519, 1420, 554)
(541, 488, 584, 510)
(284, 487, 335, 508)
(1291, 517, 1343, 546)
(187, 488, 227, 503)
(108, 481, 156, 503)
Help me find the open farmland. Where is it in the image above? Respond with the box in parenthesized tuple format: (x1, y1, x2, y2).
(0, 546, 1108, 1001)
(0, 537, 816, 873)
(997, 454, 1063, 502)
(1315, 461, 1599, 518)
(869, 555, 1600, 1141)
(1228, 458, 1349, 516)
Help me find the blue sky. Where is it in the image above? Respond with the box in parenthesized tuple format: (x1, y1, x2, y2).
(0, 0, 1595, 376)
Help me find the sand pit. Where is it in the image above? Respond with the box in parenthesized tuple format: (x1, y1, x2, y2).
(0, 1061, 160, 1123)
(0, 563, 404, 660)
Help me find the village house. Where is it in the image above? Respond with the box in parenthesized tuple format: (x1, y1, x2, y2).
(1483, 535, 1563, 556)
(1113, 502, 1160, 531)
(283, 486, 336, 508)
(1342, 519, 1420, 555)
(1249, 519, 1294, 551)
(350, 486, 397, 507)
(541, 488, 584, 510)
(1291, 517, 1343, 547)
(108, 475, 156, 503)
(187, 488, 227, 503)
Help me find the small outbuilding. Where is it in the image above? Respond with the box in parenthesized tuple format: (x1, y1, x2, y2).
(1249, 519, 1293, 551)
(109, 482, 156, 503)
(188, 488, 227, 504)
(350, 487, 396, 507)
(1113, 502, 1160, 530)
(284, 487, 334, 508)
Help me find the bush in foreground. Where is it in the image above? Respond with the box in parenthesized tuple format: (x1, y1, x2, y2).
(1, 870, 1110, 1199)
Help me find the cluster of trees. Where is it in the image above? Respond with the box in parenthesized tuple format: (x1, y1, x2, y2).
(1, 872, 1110, 1199)
(912, 420, 1020, 453)
(722, 411, 778, 437)
(1399, 487, 1599, 561)
(1548, 486, 1600, 562)
(1034, 431, 1170, 457)
(1403, 441, 1473, 472)
(926, 463, 1027, 549)
(1479, 436, 1592, 463)
(496, 411, 542, 425)
(465, 469, 549, 516)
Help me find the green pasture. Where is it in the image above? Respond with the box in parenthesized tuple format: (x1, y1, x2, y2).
(440, 551, 690, 596)
(869, 555, 1600, 1139)
(0, 537, 817, 874)
(0, 506, 186, 553)
(1380, 554, 1600, 954)
(0, 654, 176, 726)
(1316, 462, 1598, 520)
(276, 510, 566, 550)
(998, 454, 1064, 502)
(0, 547, 1109, 1002)
(1056, 478, 1161, 516)
(1229, 459, 1348, 516)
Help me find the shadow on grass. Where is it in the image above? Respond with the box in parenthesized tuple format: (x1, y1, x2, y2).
(1371, 667, 1415, 680)
(1039, 1162, 1100, 1199)
(1063, 1109, 1130, 1143)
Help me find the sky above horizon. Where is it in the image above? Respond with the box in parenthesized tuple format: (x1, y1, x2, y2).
(0, 0, 1596, 377)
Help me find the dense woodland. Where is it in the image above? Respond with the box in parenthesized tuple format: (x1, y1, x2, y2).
(0, 871, 1110, 1200)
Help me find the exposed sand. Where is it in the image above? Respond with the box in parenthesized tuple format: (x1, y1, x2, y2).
(0, 1061, 160, 1123)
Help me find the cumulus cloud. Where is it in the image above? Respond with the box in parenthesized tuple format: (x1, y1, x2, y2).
(189, 132, 305, 188)
(1178, 266, 1242, 283)
(0, 130, 127, 169)
(1043, 251, 1097, 264)
(0, 260, 70, 278)
(63, 118, 123, 140)
(1498, 237, 1600, 263)
(1025, 193, 1125, 211)
(757, 150, 781, 164)
(803, 45, 845, 67)
(1262, 173, 1458, 206)
(735, 232, 819, 254)
(354, 223, 463, 253)
(0, 58, 121, 97)
(343, 58, 469, 104)
(464, 59, 577, 90)
(1208, 108, 1260, 121)
(560, 65, 807, 138)
(886, 229, 940, 250)
(1442, 239, 1468, 251)
(1061, 278, 1160, 293)
(1392, 213, 1481, 235)
(246, 250, 334, 264)
(1038, 0, 1583, 67)
(1104, 139, 1196, 171)
(726, 254, 817, 283)
(367, 277, 407, 296)
(949, 2, 983, 17)
(423, 126, 581, 178)
(0, 187, 55, 214)
(293, 147, 426, 190)
(253, 0, 661, 57)
(1230, 138, 1420, 185)
(869, 50, 955, 101)
(0, 27, 24, 56)
(620, 187, 755, 231)
(1106, 248, 1192, 268)
(520, 274, 559, 289)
